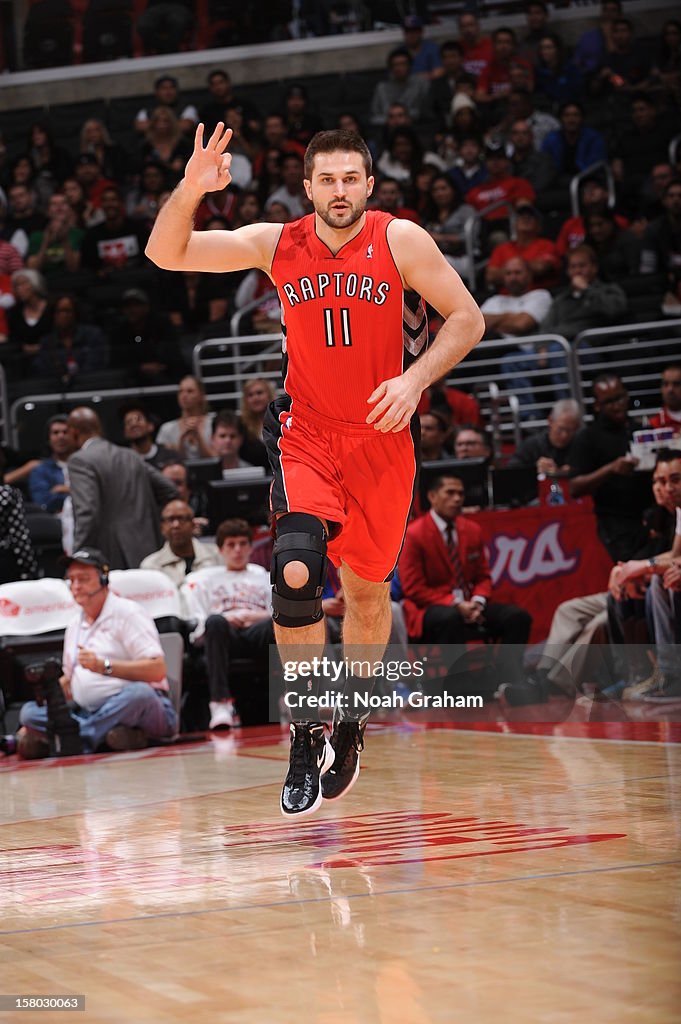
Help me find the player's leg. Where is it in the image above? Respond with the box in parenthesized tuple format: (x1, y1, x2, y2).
(322, 563, 391, 802)
(272, 511, 335, 817)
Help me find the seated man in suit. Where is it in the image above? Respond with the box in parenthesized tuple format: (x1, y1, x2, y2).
(399, 473, 532, 682)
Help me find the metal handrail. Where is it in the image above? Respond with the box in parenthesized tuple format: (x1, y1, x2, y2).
(573, 318, 681, 416)
(569, 160, 615, 218)
(230, 289, 280, 337)
(192, 333, 283, 395)
(9, 384, 178, 448)
(462, 199, 518, 292)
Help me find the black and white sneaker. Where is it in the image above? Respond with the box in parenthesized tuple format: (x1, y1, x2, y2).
(280, 722, 335, 818)
(321, 715, 367, 802)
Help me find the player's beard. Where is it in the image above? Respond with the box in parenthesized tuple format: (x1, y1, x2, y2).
(315, 194, 368, 230)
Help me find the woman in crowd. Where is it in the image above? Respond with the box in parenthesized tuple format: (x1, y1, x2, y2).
(255, 147, 284, 207)
(33, 294, 108, 387)
(61, 177, 103, 229)
(6, 269, 51, 367)
(157, 375, 215, 459)
(27, 121, 73, 191)
(376, 127, 425, 185)
(138, 107, 192, 182)
(79, 118, 128, 183)
(583, 208, 640, 281)
(412, 164, 439, 221)
(534, 34, 583, 107)
(7, 155, 51, 211)
(126, 160, 169, 230)
(239, 378, 275, 469)
(422, 174, 475, 275)
(240, 378, 275, 442)
(653, 19, 681, 102)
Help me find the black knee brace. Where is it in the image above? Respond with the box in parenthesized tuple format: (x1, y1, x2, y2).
(271, 513, 328, 627)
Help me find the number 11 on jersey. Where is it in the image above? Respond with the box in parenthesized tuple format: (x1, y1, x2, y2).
(323, 307, 353, 347)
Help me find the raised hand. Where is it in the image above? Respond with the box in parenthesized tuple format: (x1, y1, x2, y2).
(184, 123, 233, 198)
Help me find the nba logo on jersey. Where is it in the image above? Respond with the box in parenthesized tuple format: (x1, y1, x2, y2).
(366, 243, 373, 259)
(285, 416, 293, 430)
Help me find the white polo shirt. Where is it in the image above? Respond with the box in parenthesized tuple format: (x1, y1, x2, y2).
(63, 591, 167, 712)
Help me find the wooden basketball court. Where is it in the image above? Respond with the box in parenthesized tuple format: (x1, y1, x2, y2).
(1, 720, 679, 1023)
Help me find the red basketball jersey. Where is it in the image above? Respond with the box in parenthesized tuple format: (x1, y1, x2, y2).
(270, 210, 414, 425)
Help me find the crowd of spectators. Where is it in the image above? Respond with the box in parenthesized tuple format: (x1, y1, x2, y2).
(1, 6, 680, 399)
(1, 3, 681, 751)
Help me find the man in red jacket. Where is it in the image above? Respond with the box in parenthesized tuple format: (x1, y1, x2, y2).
(399, 473, 531, 681)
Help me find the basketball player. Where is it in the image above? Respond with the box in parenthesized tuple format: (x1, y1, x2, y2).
(146, 125, 484, 817)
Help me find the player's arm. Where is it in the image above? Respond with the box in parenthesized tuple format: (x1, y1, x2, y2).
(145, 123, 280, 274)
(367, 220, 484, 432)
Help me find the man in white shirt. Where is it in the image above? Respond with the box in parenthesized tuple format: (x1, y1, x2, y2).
(182, 519, 273, 729)
(481, 257, 561, 417)
(18, 548, 177, 756)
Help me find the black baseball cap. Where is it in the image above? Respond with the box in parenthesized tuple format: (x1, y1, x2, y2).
(60, 548, 110, 573)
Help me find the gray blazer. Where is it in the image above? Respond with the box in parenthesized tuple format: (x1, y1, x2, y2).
(69, 437, 178, 569)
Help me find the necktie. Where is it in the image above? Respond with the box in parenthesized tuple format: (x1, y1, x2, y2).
(444, 522, 472, 600)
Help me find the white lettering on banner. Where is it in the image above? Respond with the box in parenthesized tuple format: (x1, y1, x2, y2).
(489, 523, 578, 587)
(111, 589, 175, 604)
(23, 601, 74, 616)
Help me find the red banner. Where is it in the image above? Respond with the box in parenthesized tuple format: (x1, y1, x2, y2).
(475, 499, 613, 642)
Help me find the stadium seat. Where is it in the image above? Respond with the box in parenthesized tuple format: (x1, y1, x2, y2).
(24, 0, 75, 68)
(82, 0, 133, 62)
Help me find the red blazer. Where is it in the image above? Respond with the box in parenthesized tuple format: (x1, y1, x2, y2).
(399, 511, 493, 639)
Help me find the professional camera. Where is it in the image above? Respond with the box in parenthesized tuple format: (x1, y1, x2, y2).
(25, 657, 84, 756)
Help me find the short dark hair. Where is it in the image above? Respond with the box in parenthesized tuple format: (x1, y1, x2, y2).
(559, 100, 584, 117)
(213, 410, 244, 435)
(567, 243, 598, 265)
(155, 74, 177, 88)
(655, 448, 681, 466)
(456, 423, 488, 441)
(420, 409, 448, 432)
(208, 68, 229, 82)
(388, 46, 412, 66)
(441, 40, 463, 55)
(304, 130, 372, 180)
(662, 362, 681, 374)
(428, 473, 465, 494)
(493, 26, 516, 42)
(47, 414, 68, 430)
(119, 399, 152, 423)
(613, 17, 633, 31)
(216, 518, 252, 546)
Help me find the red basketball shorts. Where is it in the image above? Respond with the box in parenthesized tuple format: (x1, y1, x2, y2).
(264, 397, 418, 583)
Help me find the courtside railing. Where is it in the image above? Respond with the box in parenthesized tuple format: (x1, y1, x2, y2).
(10, 384, 178, 451)
(193, 333, 283, 407)
(574, 319, 681, 421)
